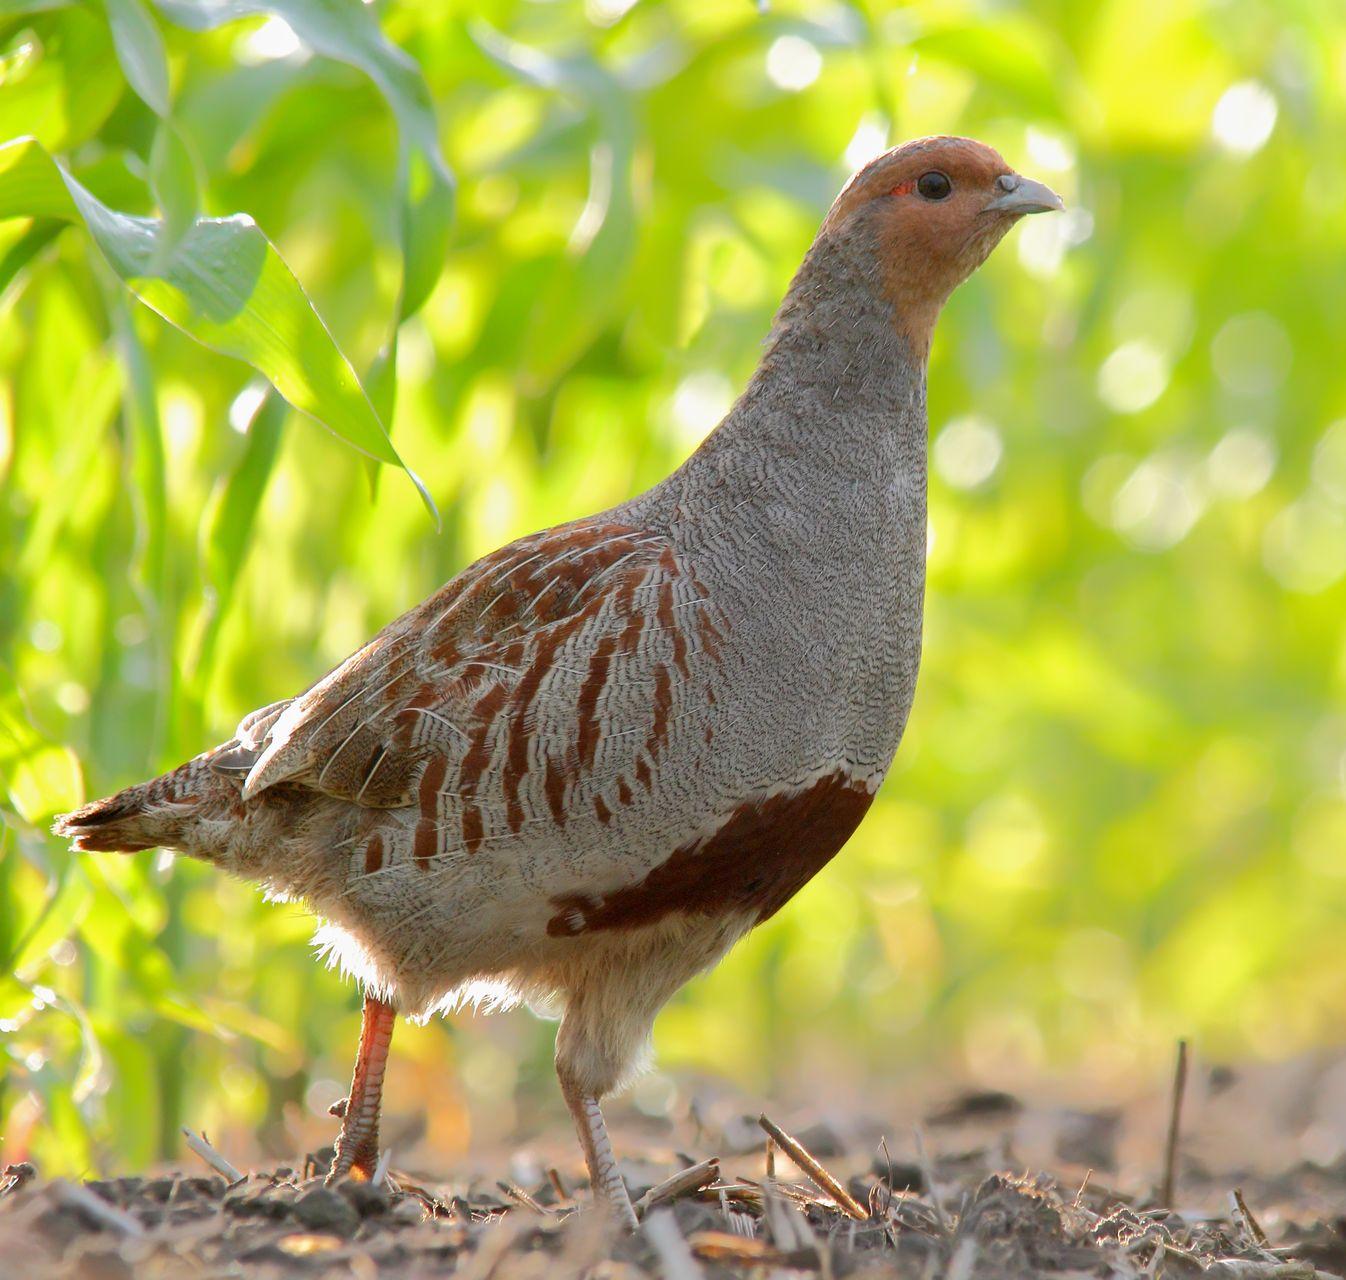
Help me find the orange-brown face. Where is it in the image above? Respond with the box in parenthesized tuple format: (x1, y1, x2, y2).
(823, 136, 1062, 348)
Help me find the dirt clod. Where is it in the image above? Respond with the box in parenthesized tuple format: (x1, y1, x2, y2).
(293, 1185, 360, 1236)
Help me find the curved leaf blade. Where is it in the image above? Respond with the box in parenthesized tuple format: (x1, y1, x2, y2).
(195, 386, 285, 678)
(154, 0, 455, 322)
(0, 135, 435, 517)
(474, 25, 638, 385)
(103, 0, 170, 116)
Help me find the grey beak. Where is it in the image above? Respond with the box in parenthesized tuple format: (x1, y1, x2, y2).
(986, 173, 1064, 215)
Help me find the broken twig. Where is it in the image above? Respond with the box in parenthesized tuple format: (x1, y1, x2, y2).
(1160, 1039, 1189, 1208)
(181, 1127, 243, 1183)
(1231, 1187, 1271, 1248)
(758, 1113, 867, 1220)
(634, 1156, 720, 1217)
(497, 1179, 546, 1214)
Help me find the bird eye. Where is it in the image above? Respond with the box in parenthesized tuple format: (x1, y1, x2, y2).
(916, 171, 952, 201)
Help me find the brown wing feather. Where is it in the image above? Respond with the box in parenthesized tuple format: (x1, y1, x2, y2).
(233, 518, 674, 810)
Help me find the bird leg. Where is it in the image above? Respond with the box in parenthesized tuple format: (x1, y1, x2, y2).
(558, 1072, 639, 1231)
(325, 992, 395, 1183)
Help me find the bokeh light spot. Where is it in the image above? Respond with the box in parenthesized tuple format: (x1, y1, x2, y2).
(1097, 340, 1170, 414)
(1211, 312, 1292, 397)
(844, 112, 889, 171)
(1211, 80, 1278, 156)
(29, 620, 61, 652)
(1111, 453, 1205, 550)
(1025, 127, 1076, 173)
(668, 371, 733, 452)
(585, 0, 637, 26)
(1312, 420, 1346, 502)
(1206, 427, 1276, 499)
(766, 36, 822, 92)
(933, 415, 1003, 490)
(1018, 206, 1093, 277)
(236, 16, 304, 65)
(228, 382, 267, 434)
(1263, 498, 1346, 593)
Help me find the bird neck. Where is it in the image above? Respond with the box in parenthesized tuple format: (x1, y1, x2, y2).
(678, 229, 931, 503)
(766, 226, 938, 374)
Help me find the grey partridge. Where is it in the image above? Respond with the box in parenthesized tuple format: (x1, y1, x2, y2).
(55, 137, 1061, 1229)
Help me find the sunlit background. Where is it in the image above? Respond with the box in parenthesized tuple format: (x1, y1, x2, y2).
(3, 0, 1345, 1176)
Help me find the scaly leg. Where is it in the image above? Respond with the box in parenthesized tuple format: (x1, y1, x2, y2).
(326, 992, 395, 1183)
(559, 1071, 639, 1231)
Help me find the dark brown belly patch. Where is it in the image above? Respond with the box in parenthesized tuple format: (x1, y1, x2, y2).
(545, 772, 874, 937)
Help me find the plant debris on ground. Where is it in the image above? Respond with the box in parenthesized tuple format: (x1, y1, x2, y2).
(4, 1091, 1346, 1280)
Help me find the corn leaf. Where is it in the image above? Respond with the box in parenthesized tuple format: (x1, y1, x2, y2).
(0, 135, 434, 516)
(196, 387, 286, 677)
(103, 0, 170, 117)
(154, 0, 455, 322)
(473, 23, 636, 386)
(154, 0, 455, 488)
(5, 864, 92, 979)
(0, 668, 83, 823)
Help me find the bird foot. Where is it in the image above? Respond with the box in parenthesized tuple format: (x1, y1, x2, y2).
(559, 1076, 639, 1232)
(325, 994, 396, 1186)
(604, 1189, 640, 1234)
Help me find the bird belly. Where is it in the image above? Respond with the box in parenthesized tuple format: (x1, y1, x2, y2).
(296, 758, 875, 1019)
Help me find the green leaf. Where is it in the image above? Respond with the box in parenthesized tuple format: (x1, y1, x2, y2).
(103, 0, 169, 117)
(397, 141, 455, 322)
(474, 24, 637, 385)
(196, 993, 297, 1054)
(36, 1068, 95, 1173)
(154, 0, 455, 427)
(106, 290, 173, 750)
(0, 132, 72, 217)
(0, 2, 80, 14)
(94, 1019, 160, 1168)
(148, 121, 199, 263)
(155, 0, 454, 316)
(0, 135, 435, 516)
(0, 214, 62, 299)
(109, 295, 167, 609)
(105, 0, 201, 263)
(14, 344, 121, 580)
(6, 863, 91, 977)
(0, 8, 124, 152)
(0, 667, 83, 822)
(78, 865, 222, 1037)
(195, 386, 285, 676)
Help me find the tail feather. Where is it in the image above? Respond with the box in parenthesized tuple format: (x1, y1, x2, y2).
(53, 754, 220, 854)
(53, 788, 168, 852)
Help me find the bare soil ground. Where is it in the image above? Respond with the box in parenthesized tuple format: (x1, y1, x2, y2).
(4, 1062, 1346, 1279)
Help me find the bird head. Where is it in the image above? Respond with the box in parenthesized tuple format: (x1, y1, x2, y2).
(821, 136, 1063, 350)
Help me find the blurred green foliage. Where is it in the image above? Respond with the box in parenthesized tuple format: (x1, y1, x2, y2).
(2, 0, 1345, 1175)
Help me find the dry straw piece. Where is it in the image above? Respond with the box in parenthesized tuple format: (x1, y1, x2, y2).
(1160, 1039, 1189, 1208)
(757, 1113, 868, 1221)
(181, 1128, 243, 1183)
